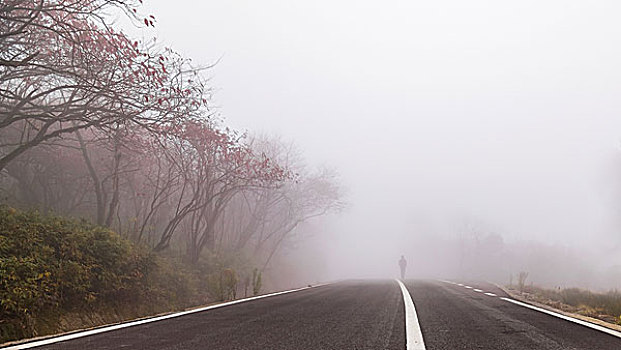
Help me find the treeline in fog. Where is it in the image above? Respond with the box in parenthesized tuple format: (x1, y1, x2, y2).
(0, 0, 342, 341)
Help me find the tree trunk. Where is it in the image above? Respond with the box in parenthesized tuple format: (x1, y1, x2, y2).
(75, 129, 106, 226)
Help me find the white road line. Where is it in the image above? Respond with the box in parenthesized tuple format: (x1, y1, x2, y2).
(396, 280, 426, 350)
(464, 286, 473, 289)
(501, 297, 621, 339)
(438, 280, 497, 297)
(1, 285, 324, 350)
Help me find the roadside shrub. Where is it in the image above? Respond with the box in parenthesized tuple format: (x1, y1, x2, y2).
(0, 206, 192, 342)
(560, 288, 621, 318)
(206, 268, 238, 301)
(518, 283, 621, 323)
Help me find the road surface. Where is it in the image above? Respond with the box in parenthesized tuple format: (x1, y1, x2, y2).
(4, 280, 621, 349)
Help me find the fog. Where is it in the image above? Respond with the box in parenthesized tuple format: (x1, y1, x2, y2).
(131, 0, 621, 289)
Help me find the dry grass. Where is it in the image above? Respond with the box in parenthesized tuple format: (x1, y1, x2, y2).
(505, 284, 621, 328)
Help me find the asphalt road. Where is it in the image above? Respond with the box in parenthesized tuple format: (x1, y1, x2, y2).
(411, 280, 621, 349)
(6, 279, 621, 349)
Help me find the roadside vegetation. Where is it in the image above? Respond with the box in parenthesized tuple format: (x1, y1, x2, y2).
(0, 206, 247, 342)
(0, 0, 342, 344)
(507, 281, 621, 326)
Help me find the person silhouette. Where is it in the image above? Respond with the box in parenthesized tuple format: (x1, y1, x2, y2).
(399, 255, 407, 280)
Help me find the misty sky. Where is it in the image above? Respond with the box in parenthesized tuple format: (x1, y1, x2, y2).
(127, 0, 621, 279)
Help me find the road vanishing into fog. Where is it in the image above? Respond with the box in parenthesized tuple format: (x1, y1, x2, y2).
(5, 280, 621, 350)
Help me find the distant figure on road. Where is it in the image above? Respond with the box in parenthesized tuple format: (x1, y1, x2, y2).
(399, 255, 407, 280)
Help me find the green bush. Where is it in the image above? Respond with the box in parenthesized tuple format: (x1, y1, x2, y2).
(0, 206, 195, 342)
(206, 268, 238, 302)
(0, 206, 273, 344)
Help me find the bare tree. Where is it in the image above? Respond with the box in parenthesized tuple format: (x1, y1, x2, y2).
(217, 137, 344, 271)
(0, 0, 209, 172)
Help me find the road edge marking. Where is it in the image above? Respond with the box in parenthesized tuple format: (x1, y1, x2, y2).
(396, 279, 426, 350)
(501, 297, 621, 339)
(1, 284, 327, 350)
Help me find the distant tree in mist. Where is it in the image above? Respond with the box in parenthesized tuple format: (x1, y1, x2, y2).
(218, 137, 344, 270)
(452, 219, 506, 280)
(517, 271, 529, 292)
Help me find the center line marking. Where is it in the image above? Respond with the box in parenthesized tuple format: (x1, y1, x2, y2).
(473, 289, 483, 292)
(484, 292, 497, 297)
(464, 286, 473, 289)
(396, 280, 426, 350)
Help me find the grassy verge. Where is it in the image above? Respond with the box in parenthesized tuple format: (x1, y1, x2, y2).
(505, 284, 621, 328)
